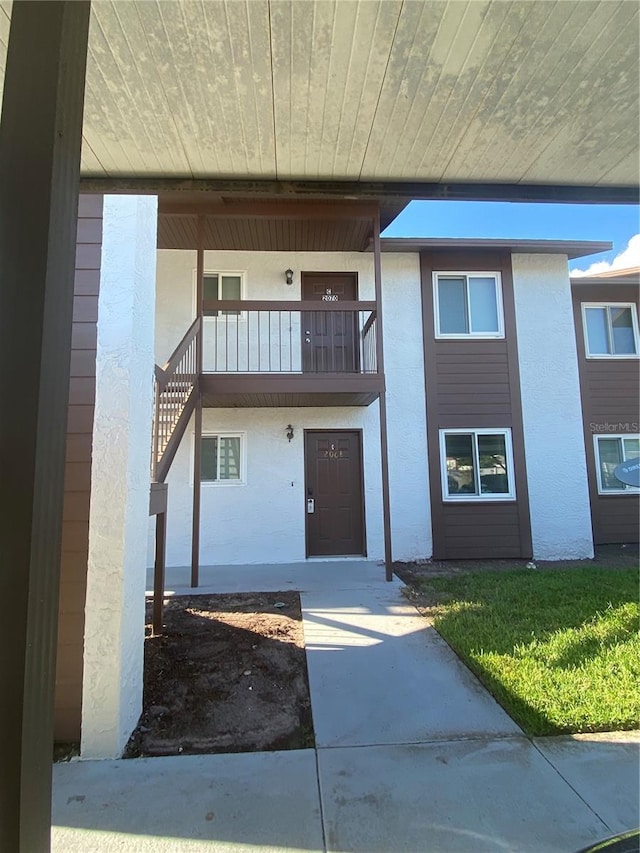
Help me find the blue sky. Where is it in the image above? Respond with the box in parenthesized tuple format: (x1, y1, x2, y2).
(382, 201, 640, 274)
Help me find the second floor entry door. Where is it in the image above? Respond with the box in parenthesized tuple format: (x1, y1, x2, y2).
(301, 272, 358, 373)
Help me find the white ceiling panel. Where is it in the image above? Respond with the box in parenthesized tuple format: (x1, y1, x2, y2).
(270, 0, 403, 179)
(0, 0, 637, 189)
(473, 1, 640, 184)
(358, 0, 535, 180)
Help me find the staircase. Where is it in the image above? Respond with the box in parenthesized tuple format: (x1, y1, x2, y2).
(149, 317, 201, 635)
(151, 317, 201, 483)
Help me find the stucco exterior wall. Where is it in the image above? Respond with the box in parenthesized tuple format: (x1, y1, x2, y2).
(152, 250, 431, 566)
(381, 253, 432, 561)
(512, 253, 593, 559)
(159, 406, 383, 565)
(83, 195, 158, 758)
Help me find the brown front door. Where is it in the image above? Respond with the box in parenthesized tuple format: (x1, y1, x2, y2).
(301, 272, 359, 373)
(305, 430, 365, 557)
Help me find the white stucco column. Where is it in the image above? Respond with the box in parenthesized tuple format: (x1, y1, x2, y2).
(512, 254, 594, 560)
(81, 195, 158, 758)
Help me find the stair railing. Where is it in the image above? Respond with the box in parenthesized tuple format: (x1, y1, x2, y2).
(151, 316, 200, 482)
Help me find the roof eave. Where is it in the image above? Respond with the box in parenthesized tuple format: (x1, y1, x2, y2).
(377, 237, 613, 260)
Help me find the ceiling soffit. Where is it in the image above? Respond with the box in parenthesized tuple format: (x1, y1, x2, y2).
(157, 198, 384, 251)
(1, 1, 637, 192)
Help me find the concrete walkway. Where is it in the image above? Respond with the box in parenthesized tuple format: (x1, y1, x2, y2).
(53, 560, 640, 851)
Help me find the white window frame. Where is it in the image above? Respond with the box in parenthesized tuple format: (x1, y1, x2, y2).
(195, 270, 246, 321)
(433, 271, 505, 340)
(439, 427, 516, 502)
(195, 431, 247, 486)
(593, 433, 640, 495)
(581, 302, 639, 359)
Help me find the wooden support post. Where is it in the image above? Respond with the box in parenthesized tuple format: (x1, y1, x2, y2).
(191, 400, 203, 588)
(153, 512, 167, 635)
(191, 218, 204, 588)
(149, 482, 168, 636)
(0, 3, 90, 849)
(196, 216, 204, 376)
(372, 212, 394, 581)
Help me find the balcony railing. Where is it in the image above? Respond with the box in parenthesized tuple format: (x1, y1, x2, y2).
(201, 300, 378, 375)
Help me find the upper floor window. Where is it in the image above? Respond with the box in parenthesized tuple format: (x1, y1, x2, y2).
(433, 273, 504, 339)
(440, 428, 516, 501)
(594, 434, 639, 494)
(203, 272, 243, 317)
(582, 303, 638, 357)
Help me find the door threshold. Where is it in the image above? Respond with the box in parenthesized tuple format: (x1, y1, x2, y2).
(305, 556, 370, 561)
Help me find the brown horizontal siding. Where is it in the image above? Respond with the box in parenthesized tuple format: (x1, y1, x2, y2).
(73, 294, 99, 322)
(55, 194, 103, 743)
(59, 550, 90, 583)
(54, 701, 82, 744)
(76, 217, 103, 244)
(572, 283, 640, 544)
(442, 503, 522, 558)
(60, 520, 90, 554)
(54, 644, 84, 680)
(78, 194, 104, 218)
(422, 250, 532, 560)
(433, 342, 511, 419)
(592, 497, 640, 544)
(63, 492, 92, 522)
(67, 405, 95, 434)
(69, 350, 97, 377)
(74, 268, 100, 295)
(71, 321, 97, 349)
(68, 377, 96, 404)
(65, 433, 93, 463)
(58, 579, 89, 613)
(75, 242, 101, 270)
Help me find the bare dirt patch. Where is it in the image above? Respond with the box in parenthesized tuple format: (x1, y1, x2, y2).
(124, 592, 314, 758)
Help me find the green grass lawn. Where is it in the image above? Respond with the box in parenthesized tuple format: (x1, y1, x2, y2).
(412, 567, 640, 736)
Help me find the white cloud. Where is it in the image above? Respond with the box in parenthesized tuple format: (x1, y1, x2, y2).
(571, 233, 640, 277)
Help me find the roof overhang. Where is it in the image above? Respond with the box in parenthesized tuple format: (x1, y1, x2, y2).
(3, 1, 637, 202)
(156, 197, 400, 251)
(378, 238, 613, 260)
(571, 267, 640, 286)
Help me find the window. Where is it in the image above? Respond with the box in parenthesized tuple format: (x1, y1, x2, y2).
(594, 434, 640, 494)
(433, 273, 504, 338)
(440, 428, 516, 501)
(582, 303, 638, 357)
(203, 272, 243, 317)
(201, 434, 244, 483)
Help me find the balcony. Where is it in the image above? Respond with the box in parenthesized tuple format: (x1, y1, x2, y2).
(199, 300, 384, 407)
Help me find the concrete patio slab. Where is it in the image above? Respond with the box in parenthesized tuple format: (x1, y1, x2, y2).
(52, 750, 324, 852)
(534, 733, 640, 835)
(316, 738, 610, 853)
(148, 559, 387, 597)
(301, 585, 521, 748)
